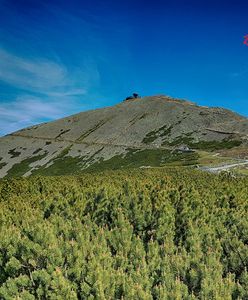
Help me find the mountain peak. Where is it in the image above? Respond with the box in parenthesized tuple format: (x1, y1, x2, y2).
(0, 94, 247, 178)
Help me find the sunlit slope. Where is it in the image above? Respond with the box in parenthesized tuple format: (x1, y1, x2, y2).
(0, 95, 247, 177)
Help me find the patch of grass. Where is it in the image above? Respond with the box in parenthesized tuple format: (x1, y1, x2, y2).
(86, 148, 199, 172)
(143, 125, 173, 144)
(162, 133, 194, 147)
(162, 133, 242, 151)
(196, 151, 235, 166)
(6, 153, 48, 178)
(31, 146, 106, 176)
(189, 139, 242, 151)
(8, 148, 21, 158)
(31, 145, 83, 176)
(56, 145, 72, 158)
(33, 148, 43, 155)
(31, 156, 84, 176)
(142, 132, 157, 144)
(0, 162, 7, 170)
(234, 166, 248, 176)
(83, 147, 104, 165)
(23, 146, 200, 176)
(0, 158, 6, 169)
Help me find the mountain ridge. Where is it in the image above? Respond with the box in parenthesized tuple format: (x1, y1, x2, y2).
(0, 95, 247, 178)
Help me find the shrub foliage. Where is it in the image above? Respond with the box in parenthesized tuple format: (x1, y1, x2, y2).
(0, 168, 247, 299)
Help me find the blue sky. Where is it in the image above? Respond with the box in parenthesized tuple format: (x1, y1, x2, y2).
(0, 0, 248, 136)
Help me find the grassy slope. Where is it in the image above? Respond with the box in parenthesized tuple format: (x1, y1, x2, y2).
(86, 149, 199, 172)
(6, 153, 48, 178)
(3, 136, 246, 178)
(4, 148, 199, 177)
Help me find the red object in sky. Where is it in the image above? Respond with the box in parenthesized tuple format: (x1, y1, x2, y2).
(244, 35, 248, 46)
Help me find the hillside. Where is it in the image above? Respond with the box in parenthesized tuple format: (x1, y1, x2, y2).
(0, 95, 248, 178)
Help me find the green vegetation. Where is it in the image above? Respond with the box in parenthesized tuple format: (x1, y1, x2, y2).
(233, 166, 248, 176)
(0, 162, 7, 170)
(32, 156, 83, 176)
(0, 158, 6, 170)
(197, 151, 235, 167)
(162, 133, 194, 147)
(13, 148, 199, 176)
(143, 125, 172, 144)
(84, 148, 198, 172)
(6, 153, 48, 178)
(33, 148, 43, 155)
(0, 168, 247, 299)
(8, 148, 21, 158)
(162, 133, 242, 151)
(189, 139, 242, 151)
(31, 146, 84, 177)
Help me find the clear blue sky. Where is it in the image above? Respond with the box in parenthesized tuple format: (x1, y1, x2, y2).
(0, 0, 248, 135)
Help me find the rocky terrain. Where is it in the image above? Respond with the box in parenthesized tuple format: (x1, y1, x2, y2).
(0, 95, 247, 178)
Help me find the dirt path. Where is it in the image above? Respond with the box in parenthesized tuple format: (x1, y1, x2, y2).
(9, 133, 172, 151)
(200, 160, 248, 173)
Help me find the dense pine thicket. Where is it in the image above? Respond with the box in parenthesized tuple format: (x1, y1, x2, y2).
(0, 169, 247, 299)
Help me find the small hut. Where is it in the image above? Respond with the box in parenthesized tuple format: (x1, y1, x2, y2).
(124, 93, 141, 101)
(176, 144, 194, 153)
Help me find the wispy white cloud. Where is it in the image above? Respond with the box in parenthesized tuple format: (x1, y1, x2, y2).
(0, 47, 100, 135)
(0, 95, 81, 135)
(0, 48, 89, 95)
(47, 88, 87, 97)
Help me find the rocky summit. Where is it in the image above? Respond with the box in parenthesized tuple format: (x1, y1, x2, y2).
(0, 95, 247, 178)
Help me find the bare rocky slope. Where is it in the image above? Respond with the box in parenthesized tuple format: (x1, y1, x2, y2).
(0, 95, 247, 178)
